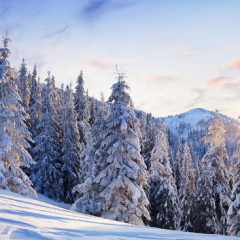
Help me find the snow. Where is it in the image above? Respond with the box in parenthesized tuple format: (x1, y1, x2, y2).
(0, 189, 239, 239)
(161, 108, 237, 138)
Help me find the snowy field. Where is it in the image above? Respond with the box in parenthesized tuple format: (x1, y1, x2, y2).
(0, 189, 238, 240)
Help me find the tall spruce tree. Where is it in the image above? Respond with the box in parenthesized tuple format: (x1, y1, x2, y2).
(32, 71, 63, 201)
(0, 32, 36, 196)
(193, 110, 231, 234)
(148, 121, 179, 230)
(73, 69, 150, 225)
(74, 70, 92, 150)
(179, 142, 196, 232)
(227, 127, 240, 236)
(61, 85, 81, 203)
(17, 58, 31, 112)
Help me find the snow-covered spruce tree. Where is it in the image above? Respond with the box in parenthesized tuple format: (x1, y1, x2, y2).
(173, 136, 183, 192)
(142, 113, 156, 169)
(29, 64, 38, 109)
(136, 110, 147, 154)
(179, 142, 196, 232)
(61, 85, 81, 204)
(17, 58, 31, 112)
(74, 70, 92, 149)
(91, 92, 110, 143)
(148, 121, 179, 230)
(71, 92, 110, 213)
(28, 76, 42, 142)
(0, 32, 36, 196)
(193, 110, 231, 235)
(31, 71, 64, 202)
(227, 128, 240, 236)
(89, 69, 150, 225)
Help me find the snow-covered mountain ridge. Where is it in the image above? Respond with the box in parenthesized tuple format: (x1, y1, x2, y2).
(161, 108, 239, 139)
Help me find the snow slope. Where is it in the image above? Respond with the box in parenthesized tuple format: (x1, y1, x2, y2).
(0, 189, 238, 240)
(161, 108, 238, 138)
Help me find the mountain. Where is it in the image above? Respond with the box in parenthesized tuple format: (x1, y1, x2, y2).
(160, 108, 240, 160)
(0, 189, 238, 240)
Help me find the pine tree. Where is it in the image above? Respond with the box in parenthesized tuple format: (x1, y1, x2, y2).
(193, 110, 231, 234)
(61, 85, 81, 204)
(0, 32, 36, 196)
(148, 121, 179, 230)
(73, 69, 150, 225)
(227, 127, 240, 236)
(179, 142, 196, 232)
(32, 71, 63, 201)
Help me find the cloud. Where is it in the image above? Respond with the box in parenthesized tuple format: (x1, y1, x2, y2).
(228, 59, 240, 70)
(141, 75, 175, 84)
(206, 76, 228, 86)
(81, 0, 138, 21)
(45, 24, 69, 38)
(88, 57, 138, 68)
(181, 48, 232, 58)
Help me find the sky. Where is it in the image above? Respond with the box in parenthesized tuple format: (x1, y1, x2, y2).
(0, 0, 240, 118)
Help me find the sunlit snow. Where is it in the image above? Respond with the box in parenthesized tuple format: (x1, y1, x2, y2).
(0, 189, 238, 240)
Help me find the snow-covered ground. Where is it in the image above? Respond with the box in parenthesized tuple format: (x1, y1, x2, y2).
(0, 189, 238, 240)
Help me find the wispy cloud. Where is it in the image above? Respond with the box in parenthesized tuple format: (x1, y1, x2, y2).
(140, 75, 175, 84)
(228, 59, 240, 70)
(181, 48, 232, 58)
(81, 0, 138, 21)
(45, 24, 69, 38)
(206, 76, 228, 86)
(88, 57, 138, 68)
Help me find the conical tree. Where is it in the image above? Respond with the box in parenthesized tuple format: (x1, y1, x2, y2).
(74, 68, 150, 225)
(148, 121, 179, 230)
(17, 58, 31, 112)
(32, 71, 63, 202)
(61, 85, 81, 204)
(74, 70, 92, 149)
(227, 127, 240, 236)
(193, 110, 231, 234)
(179, 142, 196, 232)
(0, 32, 36, 196)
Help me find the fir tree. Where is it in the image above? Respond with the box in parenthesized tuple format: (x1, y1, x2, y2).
(73, 69, 150, 225)
(148, 121, 179, 230)
(193, 110, 231, 234)
(74, 70, 92, 150)
(227, 128, 240, 236)
(61, 85, 81, 204)
(32, 71, 63, 201)
(17, 58, 31, 112)
(0, 32, 36, 196)
(179, 142, 196, 232)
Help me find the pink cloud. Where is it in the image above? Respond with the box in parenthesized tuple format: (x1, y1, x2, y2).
(88, 58, 138, 68)
(206, 77, 227, 86)
(228, 59, 240, 70)
(141, 75, 175, 83)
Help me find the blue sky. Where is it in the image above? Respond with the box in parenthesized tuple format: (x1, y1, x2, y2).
(1, 0, 240, 118)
